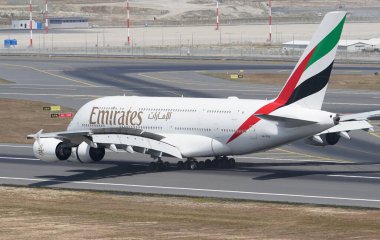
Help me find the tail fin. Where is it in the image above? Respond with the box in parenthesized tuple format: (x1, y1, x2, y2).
(276, 11, 346, 109)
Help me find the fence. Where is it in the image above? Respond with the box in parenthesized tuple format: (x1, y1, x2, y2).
(0, 26, 379, 62)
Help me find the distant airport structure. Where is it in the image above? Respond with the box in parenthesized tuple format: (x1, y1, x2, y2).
(46, 17, 89, 29)
(283, 39, 380, 52)
(12, 20, 42, 30)
(11, 17, 89, 30)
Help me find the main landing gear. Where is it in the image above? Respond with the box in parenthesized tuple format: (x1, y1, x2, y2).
(148, 156, 236, 171)
(176, 156, 236, 170)
(149, 158, 171, 171)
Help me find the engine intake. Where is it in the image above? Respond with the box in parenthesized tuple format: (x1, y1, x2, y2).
(325, 133, 340, 145)
(75, 141, 105, 163)
(33, 138, 71, 162)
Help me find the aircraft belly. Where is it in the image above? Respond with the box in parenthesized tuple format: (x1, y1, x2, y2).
(211, 139, 232, 156)
(161, 134, 214, 158)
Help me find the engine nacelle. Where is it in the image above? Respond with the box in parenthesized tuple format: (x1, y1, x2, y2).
(33, 138, 72, 163)
(304, 133, 341, 147)
(74, 141, 105, 163)
(325, 133, 341, 145)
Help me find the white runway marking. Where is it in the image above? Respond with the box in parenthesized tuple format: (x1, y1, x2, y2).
(9, 87, 77, 91)
(329, 174, 380, 180)
(0, 157, 39, 161)
(6, 84, 111, 88)
(324, 90, 378, 95)
(0, 93, 102, 98)
(236, 156, 348, 163)
(0, 176, 379, 203)
(0, 144, 32, 148)
(325, 102, 380, 106)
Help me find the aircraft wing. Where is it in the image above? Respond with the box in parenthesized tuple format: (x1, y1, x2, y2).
(27, 127, 183, 159)
(27, 129, 91, 140)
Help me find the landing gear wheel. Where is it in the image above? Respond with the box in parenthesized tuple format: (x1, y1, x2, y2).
(198, 161, 205, 170)
(211, 159, 218, 168)
(149, 162, 157, 171)
(189, 161, 198, 170)
(164, 161, 171, 170)
(221, 156, 230, 168)
(217, 159, 225, 169)
(177, 161, 184, 170)
(157, 160, 164, 171)
(228, 158, 236, 168)
(205, 159, 212, 168)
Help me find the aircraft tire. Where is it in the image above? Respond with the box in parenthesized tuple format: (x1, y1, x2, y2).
(149, 162, 157, 171)
(189, 161, 198, 170)
(205, 159, 212, 168)
(177, 161, 184, 170)
(164, 161, 170, 170)
(198, 161, 205, 170)
(229, 158, 236, 168)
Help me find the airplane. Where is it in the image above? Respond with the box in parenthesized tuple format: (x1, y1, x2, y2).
(28, 11, 380, 171)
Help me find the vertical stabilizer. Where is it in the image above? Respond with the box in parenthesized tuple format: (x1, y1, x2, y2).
(227, 12, 346, 144)
(275, 11, 346, 109)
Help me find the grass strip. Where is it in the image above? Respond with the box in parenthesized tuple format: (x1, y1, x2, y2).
(0, 186, 379, 240)
(0, 98, 75, 144)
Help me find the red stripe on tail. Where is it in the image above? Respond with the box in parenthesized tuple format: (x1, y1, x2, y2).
(227, 48, 315, 144)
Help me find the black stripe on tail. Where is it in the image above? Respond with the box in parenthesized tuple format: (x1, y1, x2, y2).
(284, 62, 334, 107)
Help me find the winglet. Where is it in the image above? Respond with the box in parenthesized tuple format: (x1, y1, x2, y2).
(27, 129, 44, 142)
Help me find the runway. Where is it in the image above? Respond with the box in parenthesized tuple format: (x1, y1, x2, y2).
(0, 56, 379, 208)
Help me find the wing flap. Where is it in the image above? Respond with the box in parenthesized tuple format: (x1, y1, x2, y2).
(92, 134, 182, 159)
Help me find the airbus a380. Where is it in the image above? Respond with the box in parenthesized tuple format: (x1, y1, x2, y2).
(29, 11, 379, 170)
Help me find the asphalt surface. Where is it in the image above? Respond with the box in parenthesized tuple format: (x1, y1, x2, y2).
(0, 56, 379, 208)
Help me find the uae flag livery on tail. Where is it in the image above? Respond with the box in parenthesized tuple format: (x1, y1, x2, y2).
(227, 11, 346, 144)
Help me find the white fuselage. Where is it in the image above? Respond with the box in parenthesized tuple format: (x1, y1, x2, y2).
(68, 96, 336, 158)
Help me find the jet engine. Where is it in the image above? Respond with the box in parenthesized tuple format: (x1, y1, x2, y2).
(33, 138, 72, 163)
(74, 141, 105, 163)
(305, 133, 342, 146)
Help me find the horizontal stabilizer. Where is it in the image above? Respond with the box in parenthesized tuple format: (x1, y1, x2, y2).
(340, 110, 380, 121)
(255, 114, 318, 127)
(318, 120, 373, 135)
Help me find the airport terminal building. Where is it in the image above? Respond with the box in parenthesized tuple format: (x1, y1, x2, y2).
(12, 17, 89, 30)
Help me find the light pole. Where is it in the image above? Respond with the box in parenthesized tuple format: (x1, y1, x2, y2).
(29, 0, 33, 48)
